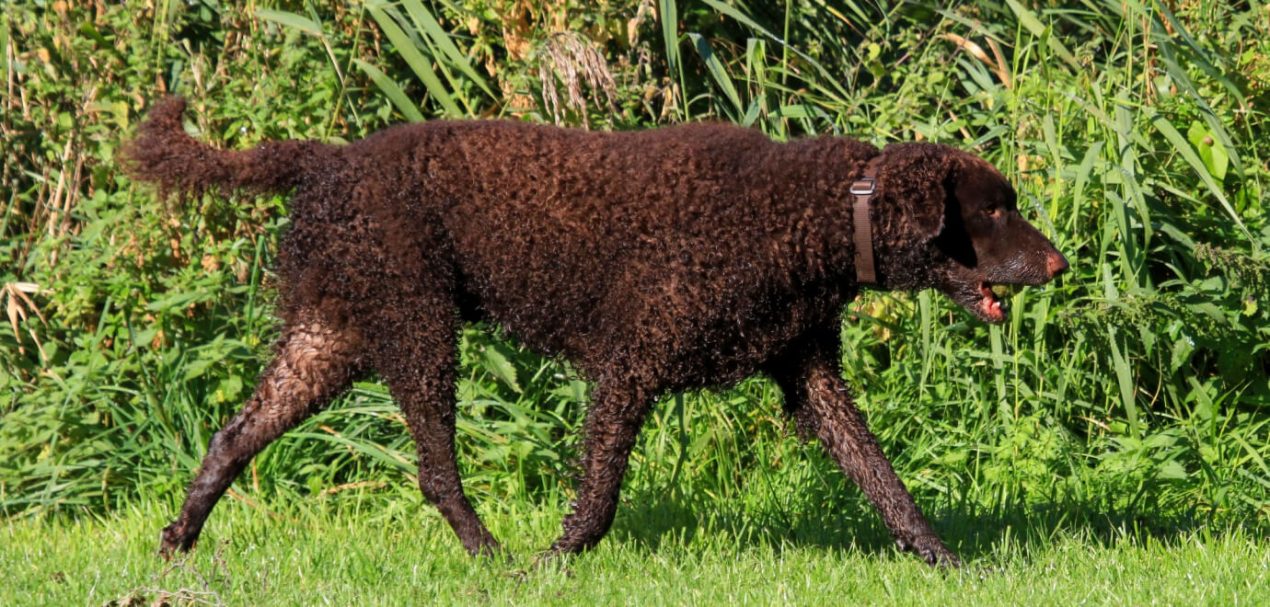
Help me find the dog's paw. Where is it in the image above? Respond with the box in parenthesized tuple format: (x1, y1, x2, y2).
(899, 535, 961, 569)
(463, 536, 504, 559)
(158, 524, 196, 560)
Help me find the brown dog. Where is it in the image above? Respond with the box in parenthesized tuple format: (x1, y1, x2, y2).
(125, 98, 1066, 566)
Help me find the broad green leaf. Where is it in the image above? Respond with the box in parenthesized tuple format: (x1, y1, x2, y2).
(480, 345, 521, 394)
(1156, 460, 1187, 480)
(1186, 121, 1228, 182)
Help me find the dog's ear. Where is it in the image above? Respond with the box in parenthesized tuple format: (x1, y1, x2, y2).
(877, 143, 958, 241)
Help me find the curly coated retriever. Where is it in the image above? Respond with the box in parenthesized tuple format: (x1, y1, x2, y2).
(124, 98, 1067, 567)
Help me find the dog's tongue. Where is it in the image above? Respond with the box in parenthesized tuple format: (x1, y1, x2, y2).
(979, 284, 1006, 322)
(982, 296, 1004, 321)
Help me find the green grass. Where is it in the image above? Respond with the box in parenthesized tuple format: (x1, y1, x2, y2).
(4, 493, 1266, 606)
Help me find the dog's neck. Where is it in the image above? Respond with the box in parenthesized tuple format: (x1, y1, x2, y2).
(862, 201, 938, 293)
(847, 146, 948, 294)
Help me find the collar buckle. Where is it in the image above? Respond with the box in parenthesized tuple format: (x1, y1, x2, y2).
(849, 178, 876, 196)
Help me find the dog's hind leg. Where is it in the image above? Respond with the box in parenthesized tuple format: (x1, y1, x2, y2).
(547, 379, 654, 555)
(372, 301, 499, 556)
(160, 313, 364, 557)
(769, 335, 960, 568)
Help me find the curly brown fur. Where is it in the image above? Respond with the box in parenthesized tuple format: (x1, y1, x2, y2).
(126, 97, 1066, 567)
(121, 98, 326, 200)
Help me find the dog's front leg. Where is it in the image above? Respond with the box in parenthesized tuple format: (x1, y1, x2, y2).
(774, 352, 959, 568)
(548, 380, 653, 555)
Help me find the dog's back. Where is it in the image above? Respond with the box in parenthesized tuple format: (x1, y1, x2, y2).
(300, 119, 862, 378)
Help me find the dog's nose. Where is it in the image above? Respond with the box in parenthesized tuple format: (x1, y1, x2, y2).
(1046, 251, 1069, 278)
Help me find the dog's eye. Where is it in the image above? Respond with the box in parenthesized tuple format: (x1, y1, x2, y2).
(983, 207, 1003, 219)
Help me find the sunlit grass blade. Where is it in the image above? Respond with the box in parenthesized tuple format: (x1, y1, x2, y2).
(367, 3, 462, 117)
(399, 0, 494, 99)
(700, 0, 850, 99)
(1004, 0, 1079, 70)
(688, 33, 742, 119)
(255, 8, 322, 36)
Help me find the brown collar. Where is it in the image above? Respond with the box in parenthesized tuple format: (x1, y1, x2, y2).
(849, 157, 881, 285)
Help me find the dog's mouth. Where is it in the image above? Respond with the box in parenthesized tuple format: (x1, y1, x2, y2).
(975, 281, 1019, 323)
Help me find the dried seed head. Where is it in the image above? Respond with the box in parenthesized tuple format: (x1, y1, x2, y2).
(538, 32, 619, 128)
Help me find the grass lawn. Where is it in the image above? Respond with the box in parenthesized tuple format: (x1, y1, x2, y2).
(3, 491, 1265, 606)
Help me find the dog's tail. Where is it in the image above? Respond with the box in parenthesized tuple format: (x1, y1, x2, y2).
(122, 97, 326, 199)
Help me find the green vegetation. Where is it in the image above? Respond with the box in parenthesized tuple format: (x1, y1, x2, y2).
(4, 496, 1268, 605)
(1, 0, 1267, 603)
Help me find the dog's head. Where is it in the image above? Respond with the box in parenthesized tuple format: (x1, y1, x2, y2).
(870, 143, 1067, 323)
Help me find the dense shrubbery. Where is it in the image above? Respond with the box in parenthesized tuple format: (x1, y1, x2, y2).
(2, 1, 1266, 526)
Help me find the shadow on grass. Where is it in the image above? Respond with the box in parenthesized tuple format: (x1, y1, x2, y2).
(607, 482, 1264, 563)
